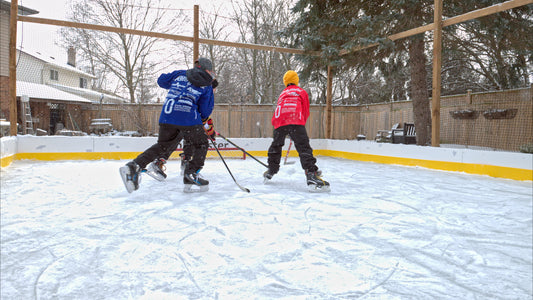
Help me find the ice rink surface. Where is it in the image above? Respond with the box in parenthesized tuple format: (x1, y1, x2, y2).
(1, 156, 532, 299)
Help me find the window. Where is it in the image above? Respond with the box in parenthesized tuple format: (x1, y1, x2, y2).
(50, 70, 58, 81)
(79, 78, 88, 88)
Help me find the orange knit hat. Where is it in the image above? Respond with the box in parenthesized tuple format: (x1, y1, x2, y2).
(283, 70, 299, 86)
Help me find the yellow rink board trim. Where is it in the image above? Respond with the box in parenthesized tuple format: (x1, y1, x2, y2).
(1, 154, 15, 168)
(3, 150, 531, 181)
(15, 152, 139, 161)
(321, 150, 532, 181)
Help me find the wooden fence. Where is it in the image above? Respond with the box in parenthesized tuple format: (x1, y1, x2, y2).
(81, 86, 532, 152)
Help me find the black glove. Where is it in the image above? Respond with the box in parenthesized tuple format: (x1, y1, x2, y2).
(212, 78, 219, 89)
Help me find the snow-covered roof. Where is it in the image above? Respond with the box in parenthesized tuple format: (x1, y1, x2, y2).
(17, 48, 96, 79)
(17, 81, 92, 103)
(49, 83, 128, 104)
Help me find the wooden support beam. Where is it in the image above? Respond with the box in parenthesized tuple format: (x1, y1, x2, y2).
(8, 1, 18, 136)
(193, 5, 199, 61)
(326, 65, 334, 139)
(443, 0, 533, 27)
(17, 15, 315, 55)
(340, 0, 533, 56)
(432, 0, 443, 147)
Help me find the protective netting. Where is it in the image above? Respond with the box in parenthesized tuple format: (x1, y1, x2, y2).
(4, 0, 532, 153)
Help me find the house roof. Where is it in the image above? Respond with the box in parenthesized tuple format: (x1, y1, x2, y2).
(0, 0, 39, 15)
(18, 48, 97, 79)
(17, 81, 92, 104)
(50, 83, 128, 104)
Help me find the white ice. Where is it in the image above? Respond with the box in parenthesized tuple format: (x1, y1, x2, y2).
(1, 156, 532, 299)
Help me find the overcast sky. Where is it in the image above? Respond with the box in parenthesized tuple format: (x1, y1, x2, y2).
(15, 0, 228, 63)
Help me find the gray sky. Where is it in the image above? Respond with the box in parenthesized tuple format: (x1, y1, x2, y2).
(16, 0, 69, 61)
(15, 0, 228, 63)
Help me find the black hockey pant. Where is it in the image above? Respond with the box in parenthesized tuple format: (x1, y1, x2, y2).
(134, 123, 208, 174)
(267, 125, 318, 174)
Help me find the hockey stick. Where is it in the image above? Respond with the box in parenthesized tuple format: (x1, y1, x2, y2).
(283, 138, 296, 165)
(216, 133, 268, 168)
(210, 138, 250, 193)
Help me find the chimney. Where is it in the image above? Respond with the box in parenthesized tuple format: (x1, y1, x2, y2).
(67, 46, 76, 67)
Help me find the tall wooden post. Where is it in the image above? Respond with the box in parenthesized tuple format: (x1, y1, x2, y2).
(8, 1, 18, 135)
(193, 5, 199, 61)
(326, 65, 334, 139)
(431, 0, 443, 147)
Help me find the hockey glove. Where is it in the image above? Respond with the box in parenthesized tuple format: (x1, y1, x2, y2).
(202, 117, 216, 141)
(212, 78, 219, 89)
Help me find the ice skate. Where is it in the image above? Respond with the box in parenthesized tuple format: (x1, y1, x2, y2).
(306, 170, 330, 192)
(263, 169, 275, 183)
(119, 161, 141, 193)
(183, 168, 209, 193)
(144, 158, 167, 181)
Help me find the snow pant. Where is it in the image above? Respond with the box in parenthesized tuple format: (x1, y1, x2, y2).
(180, 140, 193, 160)
(267, 124, 318, 174)
(133, 123, 208, 174)
(160, 139, 192, 161)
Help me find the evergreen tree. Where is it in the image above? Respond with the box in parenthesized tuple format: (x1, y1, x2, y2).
(284, 1, 532, 145)
(443, 2, 532, 91)
(285, 0, 433, 145)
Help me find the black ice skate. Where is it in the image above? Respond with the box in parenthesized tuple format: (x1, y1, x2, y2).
(144, 158, 167, 181)
(263, 169, 276, 183)
(305, 170, 330, 192)
(119, 161, 141, 193)
(183, 169, 209, 193)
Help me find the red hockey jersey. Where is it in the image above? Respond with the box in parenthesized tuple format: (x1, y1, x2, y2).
(271, 85, 310, 129)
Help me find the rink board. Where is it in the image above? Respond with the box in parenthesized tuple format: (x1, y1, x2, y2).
(1, 136, 531, 181)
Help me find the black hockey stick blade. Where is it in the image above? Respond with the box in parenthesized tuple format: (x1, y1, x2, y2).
(210, 138, 250, 193)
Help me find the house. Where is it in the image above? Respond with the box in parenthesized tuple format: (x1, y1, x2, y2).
(19, 47, 126, 104)
(13, 48, 94, 134)
(0, 1, 127, 135)
(15, 48, 128, 134)
(17, 47, 97, 88)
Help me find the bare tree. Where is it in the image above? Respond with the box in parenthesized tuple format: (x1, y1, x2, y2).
(167, 1, 296, 105)
(231, 0, 296, 104)
(199, 7, 236, 104)
(62, 0, 183, 103)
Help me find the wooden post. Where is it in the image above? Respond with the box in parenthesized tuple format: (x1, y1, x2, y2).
(326, 65, 334, 139)
(8, 1, 18, 135)
(431, 0, 443, 147)
(466, 89, 472, 104)
(193, 5, 199, 61)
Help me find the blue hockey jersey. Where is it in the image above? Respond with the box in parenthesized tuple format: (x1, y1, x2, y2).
(157, 70, 214, 126)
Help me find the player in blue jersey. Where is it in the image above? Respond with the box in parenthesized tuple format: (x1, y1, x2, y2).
(120, 58, 216, 193)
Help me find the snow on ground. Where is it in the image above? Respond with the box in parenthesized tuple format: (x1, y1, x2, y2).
(1, 156, 532, 299)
